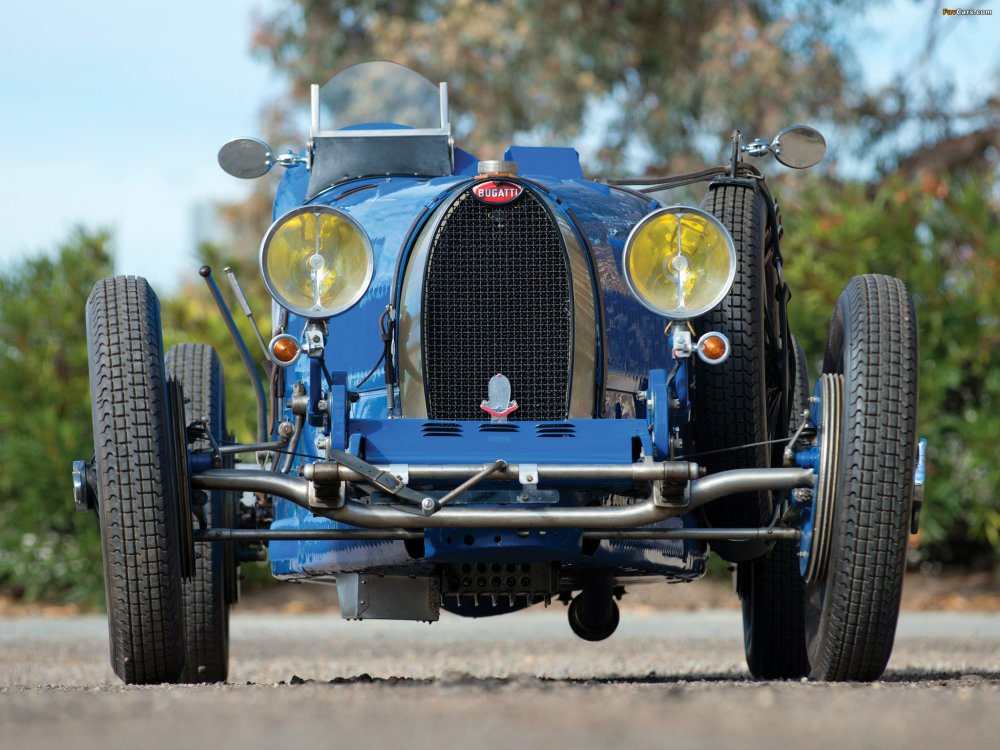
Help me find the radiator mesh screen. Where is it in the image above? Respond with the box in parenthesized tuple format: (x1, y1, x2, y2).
(422, 188, 572, 420)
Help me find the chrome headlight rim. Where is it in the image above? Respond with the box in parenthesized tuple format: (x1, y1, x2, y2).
(259, 204, 375, 319)
(622, 205, 737, 320)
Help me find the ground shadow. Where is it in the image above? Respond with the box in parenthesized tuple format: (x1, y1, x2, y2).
(880, 669, 1000, 683)
(269, 669, 1000, 687)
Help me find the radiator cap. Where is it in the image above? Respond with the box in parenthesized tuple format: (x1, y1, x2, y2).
(476, 160, 518, 177)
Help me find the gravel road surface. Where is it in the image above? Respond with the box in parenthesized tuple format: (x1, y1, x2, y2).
(3, 609, 999, 749)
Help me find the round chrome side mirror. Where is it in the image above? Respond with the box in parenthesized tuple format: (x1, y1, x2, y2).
(218, 137, 274, 179)
(772, 125, 826, 169)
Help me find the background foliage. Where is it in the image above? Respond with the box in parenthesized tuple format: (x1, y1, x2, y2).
(0, 231, 112, 606)
(253, 0, 857, 172)
(1, 0, 998, 605)
(782, 171, 1000, 561)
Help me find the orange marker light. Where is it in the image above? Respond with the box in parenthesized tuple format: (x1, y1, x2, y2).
(697, 332, 731, 365)
(269, 334, 301, 367)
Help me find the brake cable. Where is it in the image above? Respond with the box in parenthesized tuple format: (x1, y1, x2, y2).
(675, 435, 793, 461)
(352, 305, 392, 391)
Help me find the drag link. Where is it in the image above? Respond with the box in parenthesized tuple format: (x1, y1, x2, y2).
(423, 459, 509, 515)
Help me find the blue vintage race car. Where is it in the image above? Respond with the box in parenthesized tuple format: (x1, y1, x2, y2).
(75, 61, 923, 685)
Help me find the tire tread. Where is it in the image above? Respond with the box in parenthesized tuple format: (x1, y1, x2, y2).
(87, 276, 185, 684)
(809, 274, 918, 681)
(166, 343, 230, 683)
(741, 336, 810, 679)
(697, 183, 771, 530)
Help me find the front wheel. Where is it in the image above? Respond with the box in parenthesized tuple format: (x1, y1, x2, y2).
(87, 276, 186, 684)
(804, 274, 918, 681)
(739, 335, 810, 679)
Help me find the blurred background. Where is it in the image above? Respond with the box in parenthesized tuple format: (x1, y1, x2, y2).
(1, 0, 997, 608)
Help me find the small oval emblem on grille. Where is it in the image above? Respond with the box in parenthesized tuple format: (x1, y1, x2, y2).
(472, 180, 524, 204)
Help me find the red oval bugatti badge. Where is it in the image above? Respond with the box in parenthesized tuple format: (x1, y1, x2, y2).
(472, 180, 523, 204)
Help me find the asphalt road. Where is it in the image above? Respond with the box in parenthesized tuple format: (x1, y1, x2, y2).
(3, 608, 1000, 750)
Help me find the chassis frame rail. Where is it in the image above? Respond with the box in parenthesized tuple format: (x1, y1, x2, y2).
(193, 527, 801, 543)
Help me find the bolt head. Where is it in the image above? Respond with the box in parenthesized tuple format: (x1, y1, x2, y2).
(421, 497, 436, 512)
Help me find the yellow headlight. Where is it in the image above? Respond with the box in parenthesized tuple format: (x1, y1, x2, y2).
(622, 206, 736, 319)
(260, 206, 374, 318)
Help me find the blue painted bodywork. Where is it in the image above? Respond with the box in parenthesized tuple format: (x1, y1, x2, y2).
(352, 418, 643, 468)
(266, 144, 709, 588)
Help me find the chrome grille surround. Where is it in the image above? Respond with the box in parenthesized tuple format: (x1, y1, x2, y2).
(397, 182, 597, 420)
(422, 187, 572, 420)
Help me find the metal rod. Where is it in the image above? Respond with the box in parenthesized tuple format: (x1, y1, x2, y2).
(302, 461, 701, 483)
(435, 460, 508, 508)
(310, 83, 320, 137)
(279, 413, 305, 474)
(200, 266, 267, 442)
(224, 266, 270, 361)
(195, 469, 311, 503)
(194, 528, 422, 542)
(581, 528, 801, 541)
(686, 468, 814, 507)
(439, 82, 449, 130)
(336, 497, 671, 529)
(193, 468, 672, 528)
(219, 438, 288, 455)
(192, 527, 798, 543)
(192, 467, 815, 530)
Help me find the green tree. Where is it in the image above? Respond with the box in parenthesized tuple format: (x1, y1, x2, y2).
(252, 0, 858, 172)
(781, 170, 1000, 563)
(0, 229, 113, 606)
(0, 229, 273, 607)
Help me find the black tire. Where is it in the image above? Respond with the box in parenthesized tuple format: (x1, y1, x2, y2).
(738, 335, 810, 679)
(805, 274, 918, 681)
(166, 343, 231, 683)
(696, 182, 783, 561)
(87, 276, 185, 684)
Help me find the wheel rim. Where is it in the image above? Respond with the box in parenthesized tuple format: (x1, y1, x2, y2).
(167, 379, 196, 580)
(801, 373, 843, 583)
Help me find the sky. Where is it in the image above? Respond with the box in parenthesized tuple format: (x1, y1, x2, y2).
(0, 1, 996, 294)
(0, 1, 283, 291)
